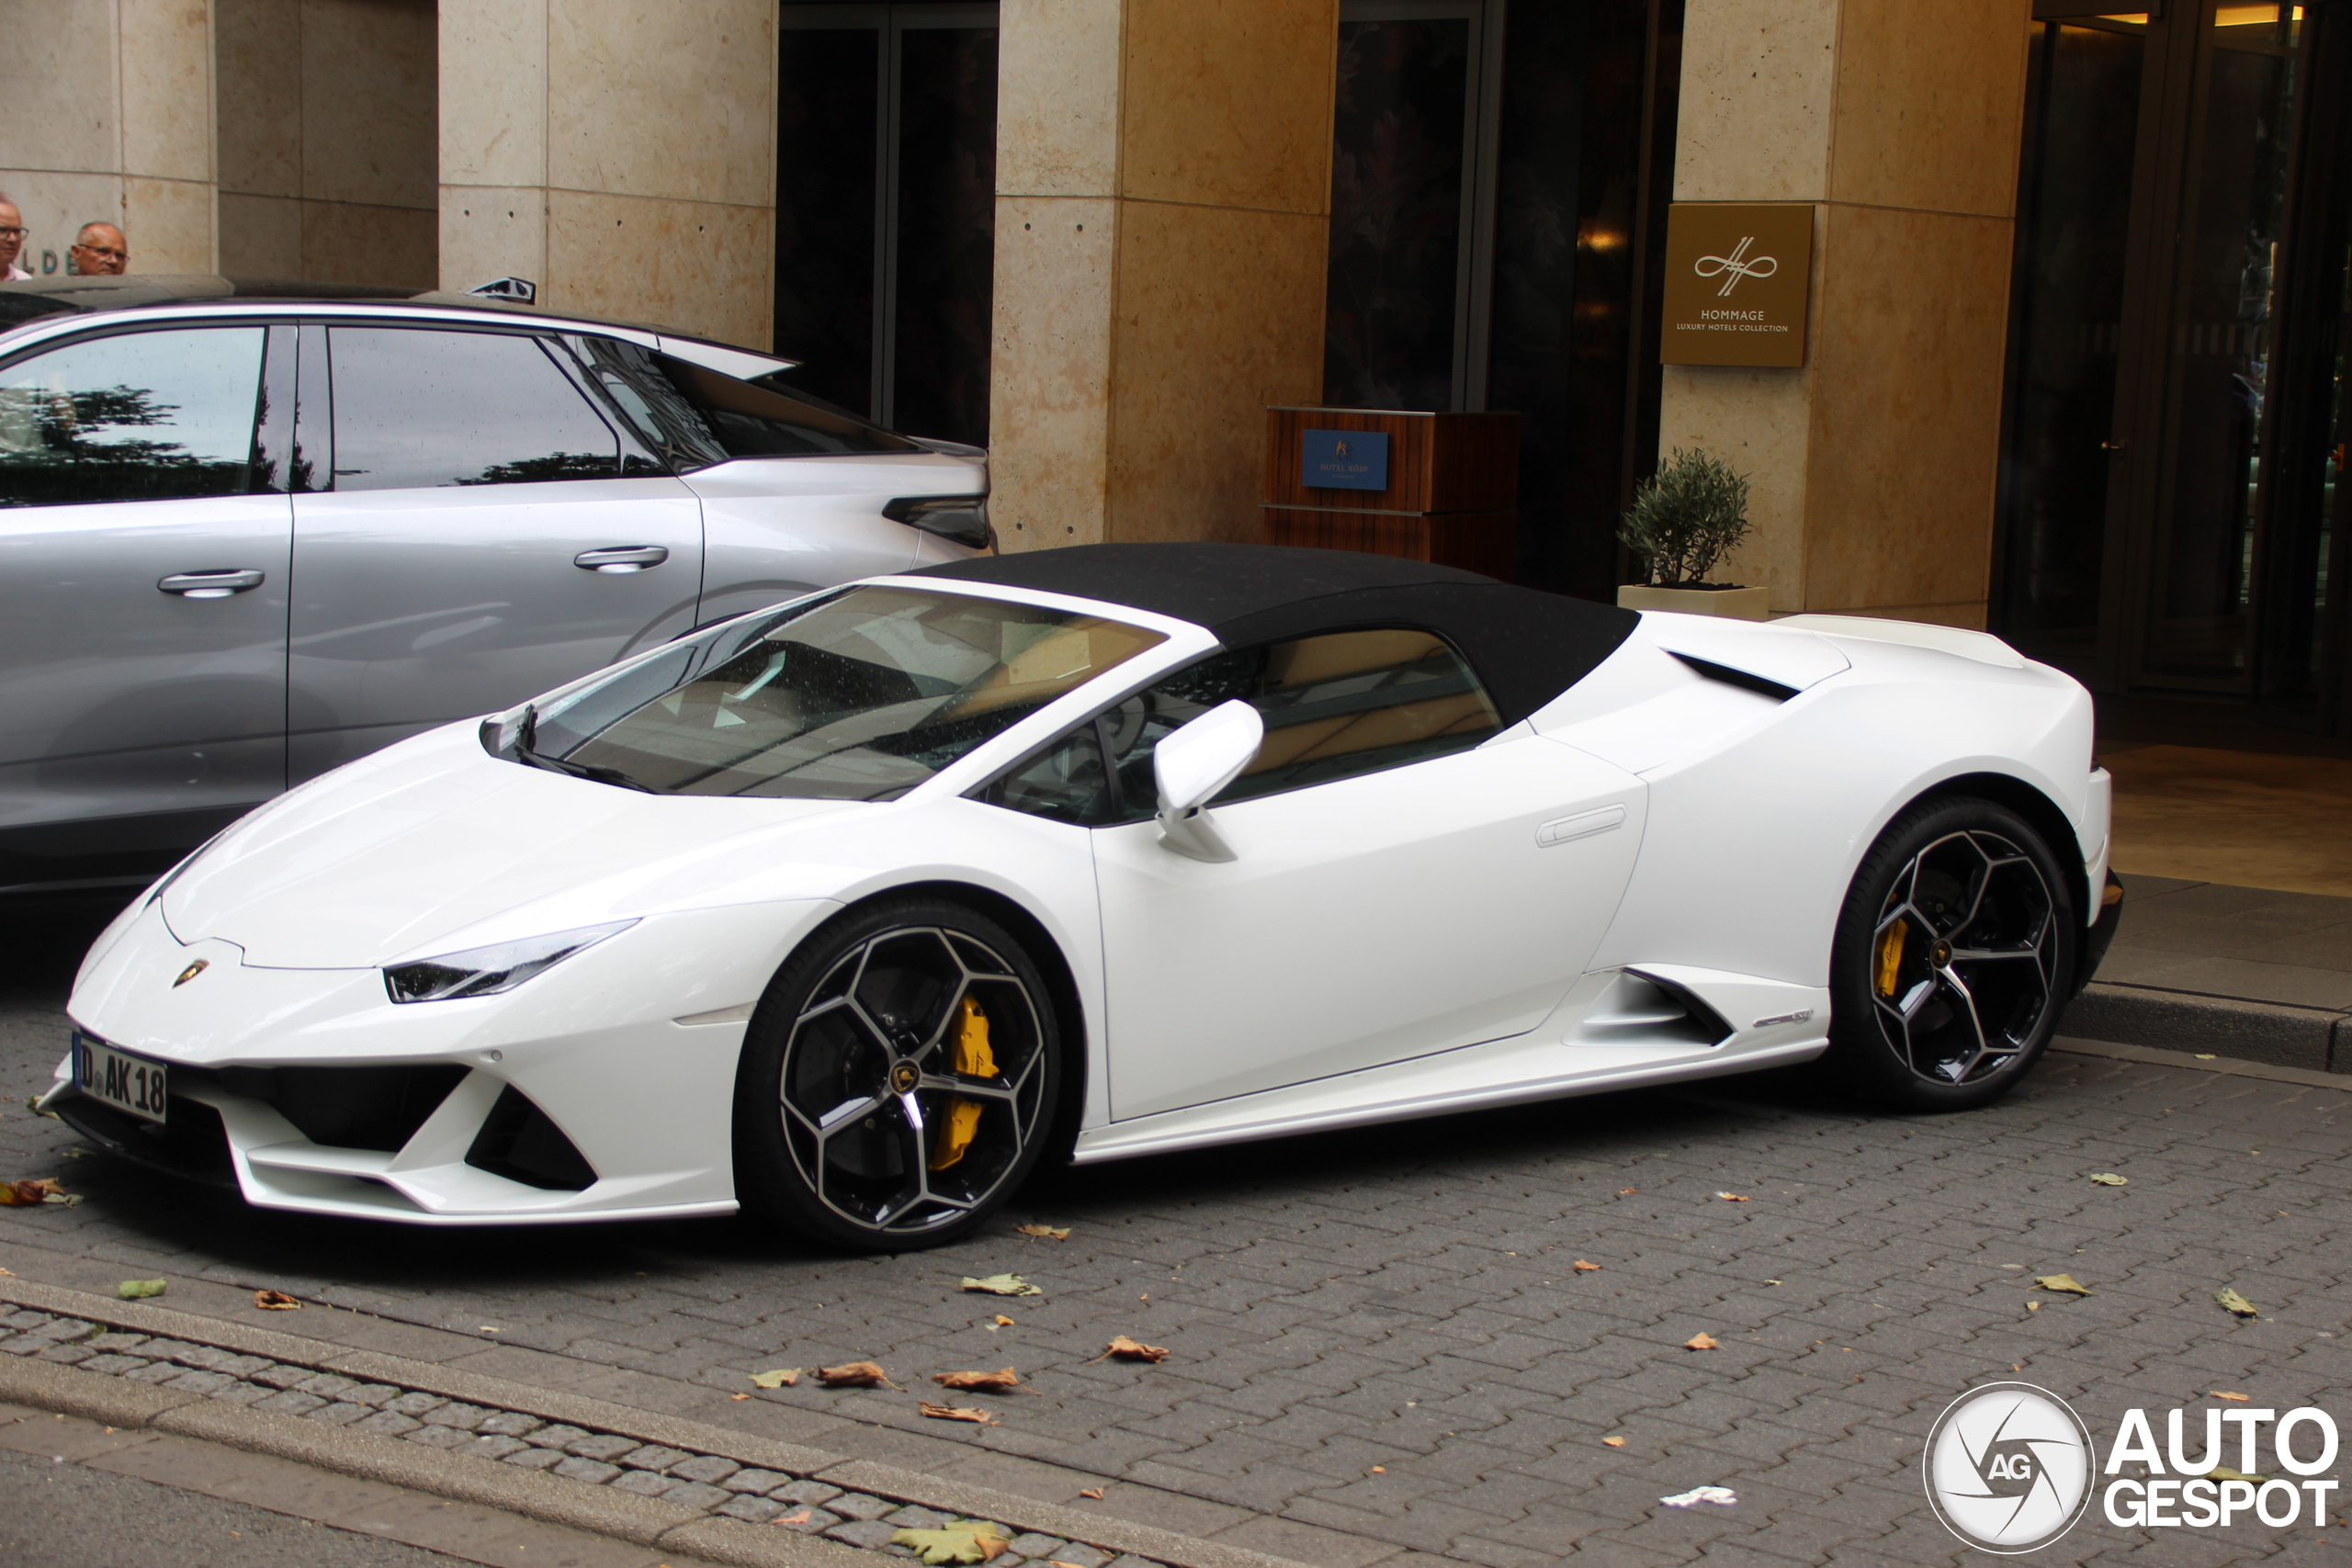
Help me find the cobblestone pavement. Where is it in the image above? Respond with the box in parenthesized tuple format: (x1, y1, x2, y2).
(2, 906, 2347, 1567)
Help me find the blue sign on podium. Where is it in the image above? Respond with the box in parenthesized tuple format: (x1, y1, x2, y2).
(1301, 429, 1389, 491)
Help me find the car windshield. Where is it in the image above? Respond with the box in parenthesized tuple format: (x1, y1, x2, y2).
(500, 585, 1165, 800)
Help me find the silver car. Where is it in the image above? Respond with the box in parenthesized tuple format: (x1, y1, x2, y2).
(0, 276, 989, 898)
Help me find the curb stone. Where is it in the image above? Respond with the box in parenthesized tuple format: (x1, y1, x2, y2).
(2058, 983, 2349, 1073)
(0, 1280, 1312, 1568)
(2050, 1032, 2352, 1090)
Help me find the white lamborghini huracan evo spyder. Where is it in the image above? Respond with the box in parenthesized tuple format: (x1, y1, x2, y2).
(51, 545, 2122, 1249)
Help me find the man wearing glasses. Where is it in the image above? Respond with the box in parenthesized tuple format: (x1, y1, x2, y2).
(69, 222, 128, 276)
(0, 195, 28, 280)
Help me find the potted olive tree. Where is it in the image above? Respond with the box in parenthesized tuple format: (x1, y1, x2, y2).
(1615, 447, 1770, 620)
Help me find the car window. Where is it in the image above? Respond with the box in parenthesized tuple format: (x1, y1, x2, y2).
(653, 353, 922, 458)
(1102, 627, 1503, 820)
(977, 723, 1114, 826)
(512, 585, 1165, 801)
(326, 327, 620, 491)
(0, 327, 266, 508)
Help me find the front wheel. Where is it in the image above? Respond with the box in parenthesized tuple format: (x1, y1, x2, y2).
(732, 897, 1061, 1251)
(1823, 796, 2077, 1111)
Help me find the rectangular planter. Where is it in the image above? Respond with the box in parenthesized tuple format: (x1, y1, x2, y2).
(1616, 584, 1772, 621)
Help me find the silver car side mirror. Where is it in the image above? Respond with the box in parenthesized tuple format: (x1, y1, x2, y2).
(1153, 700, 1264, 863)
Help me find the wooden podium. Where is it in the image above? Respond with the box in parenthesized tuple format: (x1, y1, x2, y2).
(1263, 407, 1521, 581)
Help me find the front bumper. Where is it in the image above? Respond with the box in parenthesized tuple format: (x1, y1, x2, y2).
(56, 895, 833, 1224)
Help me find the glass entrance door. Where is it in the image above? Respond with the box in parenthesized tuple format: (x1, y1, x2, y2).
(1999, 2, 2337, 707)
(775, 3, 998, 447)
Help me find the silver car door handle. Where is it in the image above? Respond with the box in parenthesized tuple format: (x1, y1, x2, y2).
(573, 545, 670, 573)
(158, 569, 266, 599)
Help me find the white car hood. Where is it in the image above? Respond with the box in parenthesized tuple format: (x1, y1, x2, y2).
(162, 726, 858, 968)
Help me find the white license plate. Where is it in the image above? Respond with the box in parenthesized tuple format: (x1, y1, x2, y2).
(73, 1033, 168, 1125)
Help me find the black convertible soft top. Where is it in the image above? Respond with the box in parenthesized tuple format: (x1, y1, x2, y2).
(909, 543, 1637, 726)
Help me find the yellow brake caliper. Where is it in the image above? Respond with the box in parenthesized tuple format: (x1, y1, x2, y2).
(928, 997, 997, 1171)
(1875, 917, 1908, 998)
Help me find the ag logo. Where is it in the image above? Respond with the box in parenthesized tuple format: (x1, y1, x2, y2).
(1924, 1382, 2094, 1552)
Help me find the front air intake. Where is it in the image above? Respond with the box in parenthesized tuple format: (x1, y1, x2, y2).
(465, 1087, 596, 1190)
(1580, 969, 1736, 1048)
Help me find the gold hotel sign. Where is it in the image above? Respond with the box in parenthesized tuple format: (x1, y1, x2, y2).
(1659, 203, 1815, 368)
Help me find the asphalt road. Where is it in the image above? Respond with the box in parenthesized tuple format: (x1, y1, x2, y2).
(2, 896, 2346, 1568)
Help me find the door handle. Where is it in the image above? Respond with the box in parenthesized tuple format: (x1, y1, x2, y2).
(158, 569, 266, 599)
(574, 545, 669, 573)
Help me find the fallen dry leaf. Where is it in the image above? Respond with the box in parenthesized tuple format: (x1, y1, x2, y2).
(1715, 1192, 1750, 1202)
(117, 1280, 165, 1300)
(992, 1314, 1014, 1328)
(1370, 1466, 1385, 1473)
(748, 1367, 800, 1389)
(1684, 1332, 1720, 1351)
(1573, 1259, 1602, 1272)
(1079, 1488, 1104, 1500)
(0, 1178, 68, 1206)
(1604, 1436, 1627, 1448)
(2209, 1466, 2266, 1483)
(2211, 1391, 2250, 1402)
(1094, 1335, 1170, 1364)
(2088, 1173, 2129, 1187)
(891, 1520, 1010, 1564)
(2033, 1274, 2093, 1296)
(960, 1273, 1042, 1297)
(2027, 1301, 2041, 1312)
(776, 1509, 813, 1525)
(732, 1393, 751, 1401)
(918, 1402, 999, 1426)
(933, 1368, 1026, 1395)
(1016, 1224, 1070, 1241)
(1617, 1188, 1637, 1196)
(816, 1360, 898, 1389)
(2215, 1287, 2259, 1318)
(254, 1290, 300, 1311)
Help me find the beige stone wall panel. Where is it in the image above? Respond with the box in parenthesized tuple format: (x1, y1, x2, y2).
(120, 0, 215, 184)
(439, 186, 548, 294)
(123, 175, 218, 271)
(545, 187, 772, 347)
(989, 196, 1119, 550)
(1673, 0, 1836, 204)
(302, 199, 436, 288)
(1827, 0, 2032, 219)
(0, 2, 120, 175)
(440, 0, 548, 188)
(302, 0, 437, 210)
(1800, 202, 2009, 617)
(1104, 200, 1327, 546)
(216, 0, 302, 197)
(1117, 0, 1338, 214)
(546, 1, 775, 209)
(216, 189, 304, 273)
(995, 0, 1123, 197)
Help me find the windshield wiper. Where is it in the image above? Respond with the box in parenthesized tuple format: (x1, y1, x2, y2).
(512, 704, 655, 793)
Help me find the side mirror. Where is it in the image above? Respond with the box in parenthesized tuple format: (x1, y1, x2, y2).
(1153, 700, 1264, 863)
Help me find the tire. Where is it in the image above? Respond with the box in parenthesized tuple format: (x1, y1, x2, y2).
(731, 897, 1063, 1252)
(1822, 795, 2078, 1112)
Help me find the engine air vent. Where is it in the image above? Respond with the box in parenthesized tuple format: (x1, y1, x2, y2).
(1668, 651, 1799, 703)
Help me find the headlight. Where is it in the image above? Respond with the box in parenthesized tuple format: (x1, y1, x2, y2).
(383, 920, 637, 1004)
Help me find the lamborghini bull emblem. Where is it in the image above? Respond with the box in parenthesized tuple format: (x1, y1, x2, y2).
(173, 959, 209, 987)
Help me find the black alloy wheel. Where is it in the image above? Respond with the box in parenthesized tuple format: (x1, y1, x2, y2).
(1824, 796, 2077, 1111)
(732, 897, 1060, 1251)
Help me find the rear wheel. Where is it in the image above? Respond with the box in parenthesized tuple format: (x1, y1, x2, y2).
(1824, 796, 2076, 1111)
(732, 897, 1060, 1251)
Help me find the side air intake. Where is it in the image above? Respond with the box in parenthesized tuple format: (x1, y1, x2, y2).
(1580, 969, 1736, 1048)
